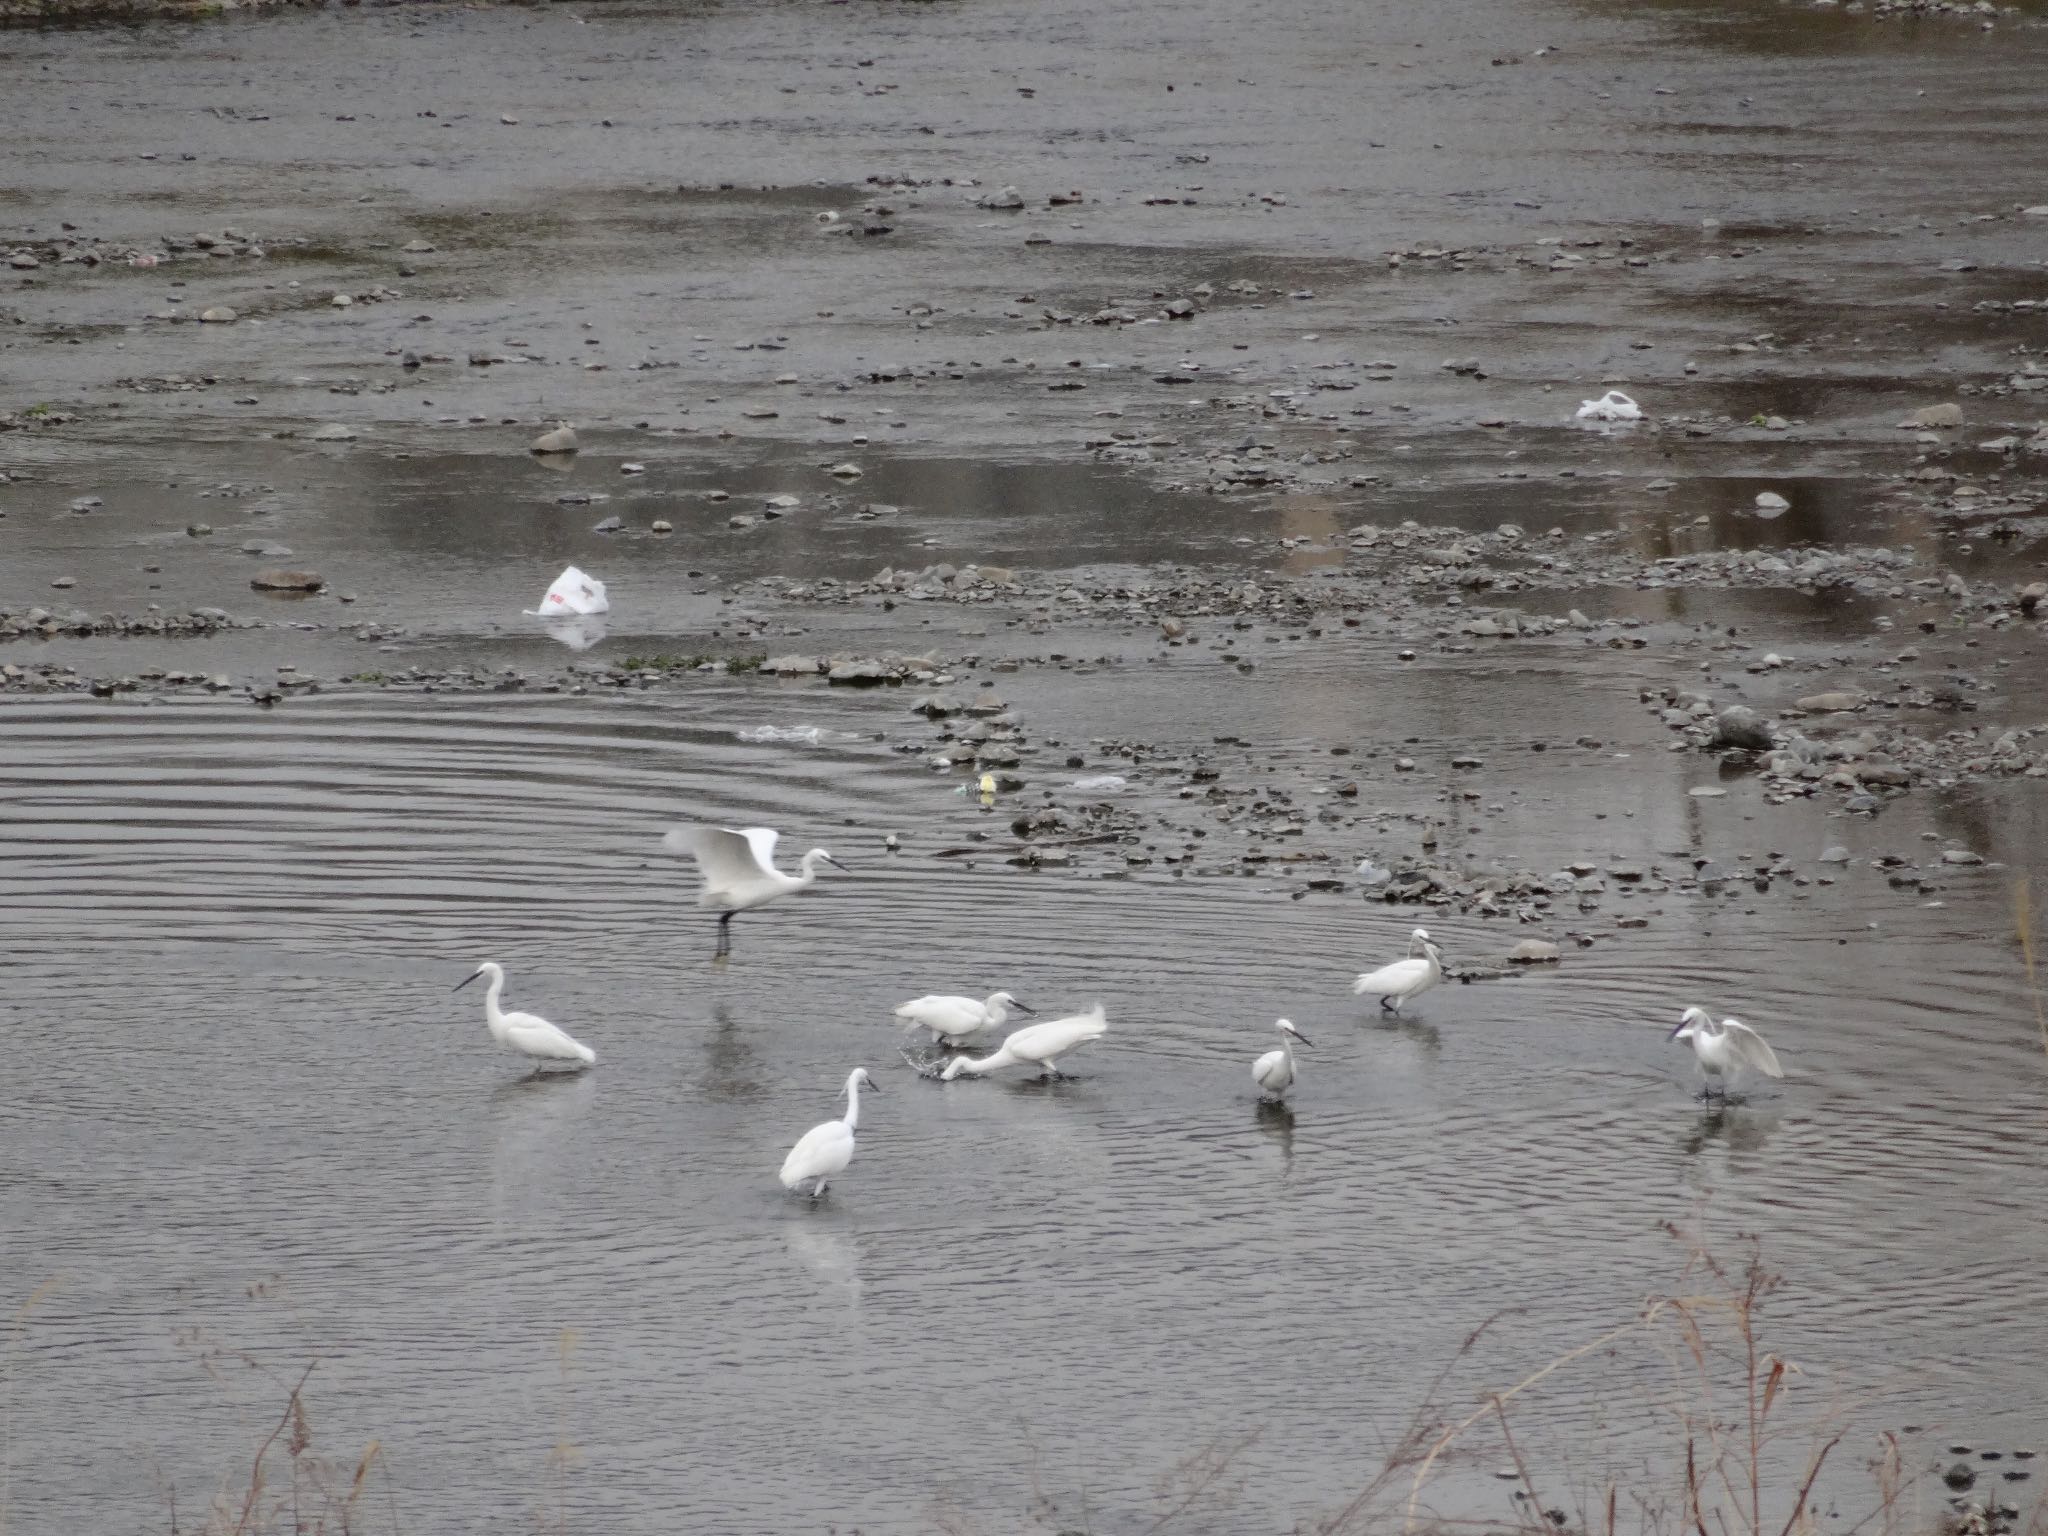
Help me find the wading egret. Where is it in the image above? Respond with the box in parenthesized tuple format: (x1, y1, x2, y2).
(454, 962, 596, 1070)
(1670, 1006, 1783, 1097)
(779, 1067, 877, 1198)
(940, 1004, 1107, 1081)
(1252, 1018, 1312, 1099)
(1352, 930, 1444, 1013)
(894, 990, 1034, 1046)
(662, 825, 847, 957)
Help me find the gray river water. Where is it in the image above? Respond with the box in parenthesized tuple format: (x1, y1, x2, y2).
(5, 682, 2046, 1533)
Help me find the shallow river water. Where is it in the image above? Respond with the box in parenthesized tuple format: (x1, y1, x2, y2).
(5, 680, 2047, 1534)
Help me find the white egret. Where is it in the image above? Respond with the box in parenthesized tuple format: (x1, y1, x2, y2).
(662, 825, 847, 957)
(940, 1004, 1108, 1081)
(1252, 1018, 1312, 1099)
(454, 962, 596, 1070)
(1670, 1006, 1783, 1097)
(894, 990, 1033, 1046)
(1352, 929, 1444, 1013)
(778, 1067, 877, 1198)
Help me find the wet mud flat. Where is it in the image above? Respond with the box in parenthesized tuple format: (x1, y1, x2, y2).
(5, 1, 2048, 1533)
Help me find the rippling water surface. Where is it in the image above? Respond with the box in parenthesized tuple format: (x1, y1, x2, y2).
(5, 688, 2045, 1534)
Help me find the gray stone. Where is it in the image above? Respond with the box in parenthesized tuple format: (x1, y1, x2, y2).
(250, 569, 323, 591)
(827, 658, 892, 686)
(1795, 691, 1865, 712)
(1711, 706, 1775, 751)
(1905, 403, 1963, 429)
(1507, 939, 1561, 964)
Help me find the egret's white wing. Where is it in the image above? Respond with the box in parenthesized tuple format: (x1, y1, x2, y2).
(737, 826, 782, 876)
(780, 1120, 853, 1186)
(1252, 1047, 1289, 1091)
(894, 995, 982, 1035)
(664, 825, 772, 885)
(1007, 1005, 1107, 1059)
(501, 1011, 596, 1064)
(1720, 1018, 1784, 1078)
(1354, 957, 1424, 996)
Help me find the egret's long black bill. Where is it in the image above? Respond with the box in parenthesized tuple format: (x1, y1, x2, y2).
(454, 971, 483, 992)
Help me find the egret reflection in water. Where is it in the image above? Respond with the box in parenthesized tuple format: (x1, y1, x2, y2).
(785, 1224, 863, 1309)
(1678, 1105, 1780, 1161)
(1255, 1097, 1297, 1176)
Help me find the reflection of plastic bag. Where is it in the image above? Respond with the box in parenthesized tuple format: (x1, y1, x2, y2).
(737, 725, 860, 745)
(523, 565, 609, 616)
(1575, 390, 1642, 422)
(542, 613, 607, 651)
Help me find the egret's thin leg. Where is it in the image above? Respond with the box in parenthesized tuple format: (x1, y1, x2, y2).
(715, 911, 734, 958)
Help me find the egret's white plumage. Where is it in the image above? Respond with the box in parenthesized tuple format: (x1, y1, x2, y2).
(894, 990, 1033, 1046)
(662, 824, 847, 956)
(1670, 1006, 1783, 1095)
(1252, 1018, 1312, 1099)
(941, 1004, 1108, 1081)
(454, 961, 596, 1069)
(779, 1067, 877, 1198)
(1353, 929, 1444, 1012)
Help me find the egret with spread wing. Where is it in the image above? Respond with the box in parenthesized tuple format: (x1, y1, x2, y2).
(1670, 1006, 1784, 1098)
(663, 824, 847, 957)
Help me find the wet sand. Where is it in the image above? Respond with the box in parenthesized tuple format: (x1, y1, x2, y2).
(5, 2, 2048, 1532)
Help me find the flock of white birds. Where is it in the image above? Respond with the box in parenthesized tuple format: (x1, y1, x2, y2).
(452, 824, 1788, 1201)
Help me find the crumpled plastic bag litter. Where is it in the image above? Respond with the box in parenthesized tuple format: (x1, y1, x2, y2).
(1575, 390, 1643, 423)
(523, 565, 609, 617)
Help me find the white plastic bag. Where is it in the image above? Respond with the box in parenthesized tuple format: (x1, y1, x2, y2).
(1575, 390, 1643, 423)
(523, 565, 609, 617)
